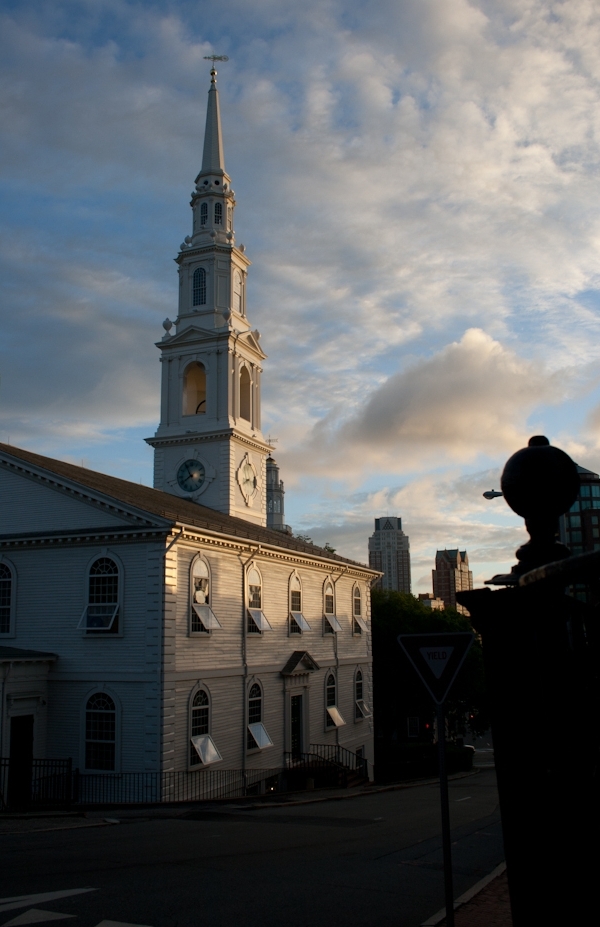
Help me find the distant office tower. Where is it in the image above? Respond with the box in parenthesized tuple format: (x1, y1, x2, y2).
(418, 593, 445, 611)
(266, 455, 292, 534)
(368, 517, 411, 593)
(432, 549, 473, 614)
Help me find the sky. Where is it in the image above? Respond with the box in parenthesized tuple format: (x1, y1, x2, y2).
(2, 0, 600, 590)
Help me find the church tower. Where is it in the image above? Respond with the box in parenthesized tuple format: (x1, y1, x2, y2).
(146, 65, 271, 525)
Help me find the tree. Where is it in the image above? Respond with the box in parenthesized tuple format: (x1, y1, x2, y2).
(371, 589, 490, 743)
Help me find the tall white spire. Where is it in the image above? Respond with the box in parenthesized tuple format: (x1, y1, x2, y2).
(147, 59, 273, 527)
(200, 67, 225, 175)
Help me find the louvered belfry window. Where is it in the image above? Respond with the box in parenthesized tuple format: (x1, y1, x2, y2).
(193, 267, 207, 306)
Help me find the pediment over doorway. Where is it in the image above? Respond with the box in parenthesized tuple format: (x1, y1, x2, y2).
(280, 651, 320, 676)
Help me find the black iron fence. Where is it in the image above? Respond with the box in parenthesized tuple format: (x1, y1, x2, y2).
(0, 745, 369, 811)
(0, 758, 73, 811)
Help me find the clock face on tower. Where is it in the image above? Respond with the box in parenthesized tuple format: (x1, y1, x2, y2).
(241, 462, 257, 494)
(177, 459, 206, 492)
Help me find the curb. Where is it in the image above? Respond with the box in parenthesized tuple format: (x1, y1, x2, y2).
(421, 861, 507, 926)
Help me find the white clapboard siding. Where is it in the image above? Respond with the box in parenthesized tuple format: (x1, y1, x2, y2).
(166, 538, 374, 772)
(0, 466, 139, 533)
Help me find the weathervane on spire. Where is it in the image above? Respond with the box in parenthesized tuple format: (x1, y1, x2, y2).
(203, 55, 229, 82)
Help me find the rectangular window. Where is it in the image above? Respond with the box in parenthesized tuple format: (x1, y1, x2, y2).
(77, 604, 119, 632)
(324, 594, 334, 614)
(323, 614, 343, 634)
(569, 515, 581, 528)
(325, 706, 346, 728)
(191, 605, 222, 632)
(247, 722, 274, 750)
(355, 699, 372, 719)
(190, 734, 222, 766)
(407, 717, 420, 738)
(291, 590, 301, 611)
(290, 612, 310, 632)
(247, 609, 273, 633)
(249, 585, 262, 608)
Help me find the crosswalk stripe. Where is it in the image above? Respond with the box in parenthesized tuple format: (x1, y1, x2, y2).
(0, 890, 96, 914)
(3, 909, 76, 926)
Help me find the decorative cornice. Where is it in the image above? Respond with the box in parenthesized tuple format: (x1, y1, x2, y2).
(0, 527, 170, 551)
(146, 430, 272, 455)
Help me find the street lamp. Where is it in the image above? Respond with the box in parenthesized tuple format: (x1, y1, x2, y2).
(483, 490, 504, 499)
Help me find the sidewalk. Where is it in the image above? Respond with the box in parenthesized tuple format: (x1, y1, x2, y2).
(426, 864, 512, 927)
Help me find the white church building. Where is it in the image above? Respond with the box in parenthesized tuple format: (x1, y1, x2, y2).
(0, 66, 377, 800)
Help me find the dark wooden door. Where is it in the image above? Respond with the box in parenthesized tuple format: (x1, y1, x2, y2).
(8, 714, 34, 809)
(291, 695, 303, 758)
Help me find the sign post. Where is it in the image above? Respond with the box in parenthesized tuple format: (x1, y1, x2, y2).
(398, 632, 474, 927)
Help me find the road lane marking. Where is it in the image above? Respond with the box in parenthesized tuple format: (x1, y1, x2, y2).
(0, 891, 96, 915)
(454, 796, 471, 802)
(4, 909, 76, 926)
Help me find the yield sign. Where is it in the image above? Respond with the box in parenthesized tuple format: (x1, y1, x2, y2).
(397, 632, 474, 704)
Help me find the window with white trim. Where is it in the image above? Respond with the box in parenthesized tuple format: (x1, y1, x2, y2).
(289, 573, 310, 634)
(189, 688, 222, 766)
(240, 367, 251, 421)
(0, 562, 14, 635)
(200, 202, 208, 226)
(325, 672, 345, 728)
(247, 682, 273, 750)
(193, 267, 207, 306)
(214, 202, 222, 225)
(323, 581, 342, 634)
(355, 669, 371, 720)
(247, 567, 272, 633)
(190, 557, 222, 634)
(78, 558, 119, 634)
(352, 586, 369, 634)
(85, 693, 116, 770)
(407, 716, 420, 738)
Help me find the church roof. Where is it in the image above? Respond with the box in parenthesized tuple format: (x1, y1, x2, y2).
(0, 443, 373, 572)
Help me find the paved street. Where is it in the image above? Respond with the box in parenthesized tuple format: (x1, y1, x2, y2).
(1, 770, 503, 927)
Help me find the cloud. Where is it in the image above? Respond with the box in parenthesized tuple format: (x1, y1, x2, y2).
(297, 329, 567, 478)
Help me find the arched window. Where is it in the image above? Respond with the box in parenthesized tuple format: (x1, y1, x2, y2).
(85, 693, 116, 770)
(353, 587, 363, 634)
(248, 568, 261, 609)
(247, 683, 262, 748)
(326, 673, 337, 727)
(325, 672, 346, 729)
(355, 670, 363, 718)
(190, 689, 209, 765)
(227, 205, 232, 230)
(214, 202, 222, 225)
(200, 202, 208, 226)
(247, 682, 273, 751)
(323, 581, 341, 634)
(0, 562, 13, 635)
(355, 668, 371, 720)
(183, 362, 206, 415)
(233, 270, 243, 315)
(239, 367, 251, 421)
(79, 558, 119, 633)
(324, 583, 334, 615)
(289, 574, 310, 634)
(247, 567, 271, 632)
(190, 557, 221, 633)
(193, 267, 207, 306)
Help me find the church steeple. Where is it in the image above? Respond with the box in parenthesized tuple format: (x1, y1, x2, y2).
(200, 68, 225, 175)
(146, 64, 272, 527)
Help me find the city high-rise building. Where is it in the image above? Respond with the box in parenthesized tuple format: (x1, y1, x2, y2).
(368, 517, 411, 593)
(559, 463, 600, 602)
(432, 549, 473, 614)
